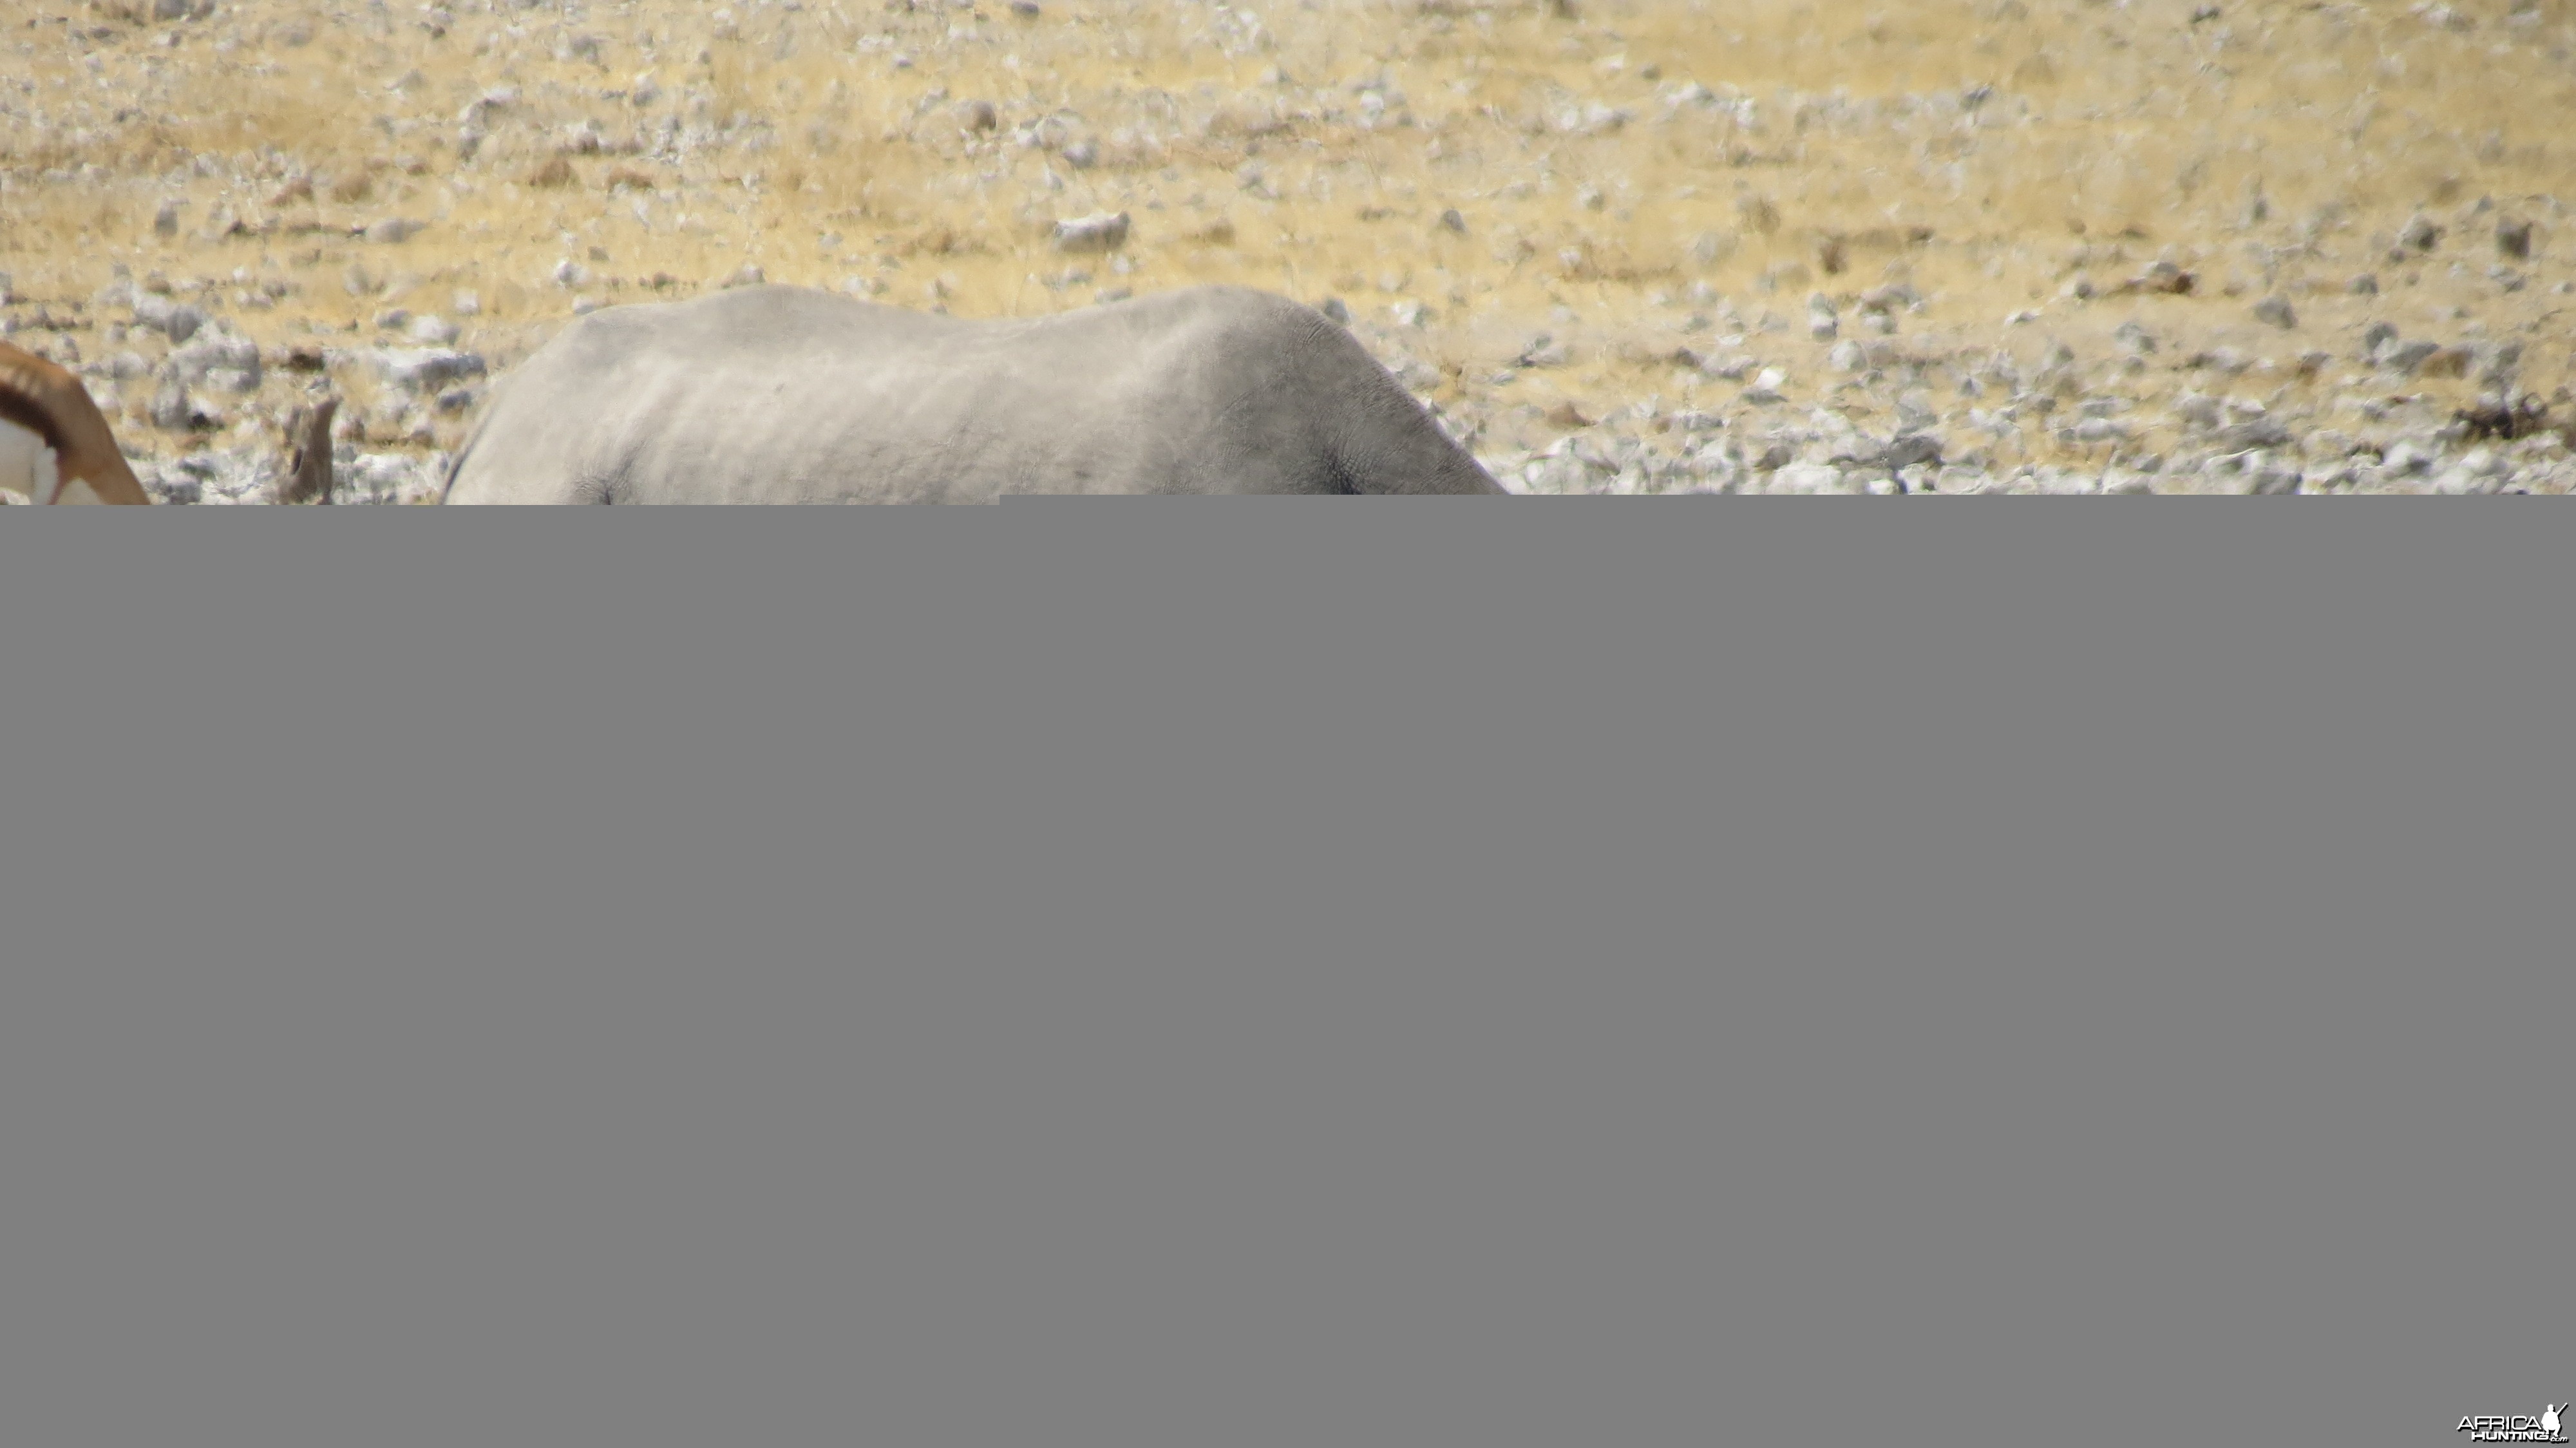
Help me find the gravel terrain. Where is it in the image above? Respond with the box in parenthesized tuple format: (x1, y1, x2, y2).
(5, 0, 2571, 500)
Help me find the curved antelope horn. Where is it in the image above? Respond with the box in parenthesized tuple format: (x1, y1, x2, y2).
(0, 339, 152, 504)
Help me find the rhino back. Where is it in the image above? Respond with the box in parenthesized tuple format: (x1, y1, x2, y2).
(446, 285, 1485, 502)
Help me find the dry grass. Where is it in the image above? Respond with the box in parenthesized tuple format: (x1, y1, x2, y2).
(5, 0, 2573, 468)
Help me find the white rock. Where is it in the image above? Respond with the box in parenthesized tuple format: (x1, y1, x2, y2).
(132, 293, 204, 343)
(148, 377, 196, 431)
(1770, 461, 1846, 494)
(1052, 211, 1131, 252)
(339, 452, 449, 505)
(2244, 463, 2301, 495)
(1880, 434, 1943, 472)
(1859, 282, 1919, 313)
(2383, 439, 2438, 475)
(354, 347, 489, 395)
(2217, 417, 2293, 451)
(170, 331, 263, 393)
(2476, 341, 2524, 386)
(2382, 339, 2442, 375)
(2458, 446, 2508, 479)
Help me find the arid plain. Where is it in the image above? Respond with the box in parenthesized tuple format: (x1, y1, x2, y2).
(4, 0, 2572, 497)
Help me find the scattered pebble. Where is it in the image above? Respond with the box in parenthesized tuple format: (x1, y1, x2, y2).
(131, 294, 204, 343)
(352, 347, 490, 395)
(168, 330, 262, 393)
(1806, 292, 1838, 341)
(1052, 211, 1132, 252)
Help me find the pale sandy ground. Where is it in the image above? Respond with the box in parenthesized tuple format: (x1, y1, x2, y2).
(4, 0, 2572, 499)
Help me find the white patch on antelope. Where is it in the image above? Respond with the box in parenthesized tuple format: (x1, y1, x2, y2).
(0, 414, 62, 504)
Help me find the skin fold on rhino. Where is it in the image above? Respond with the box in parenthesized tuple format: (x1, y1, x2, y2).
(442, 283, 1505, 503)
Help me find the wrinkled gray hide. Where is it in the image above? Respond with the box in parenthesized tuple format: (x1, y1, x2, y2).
(442, 284, 1503, 502)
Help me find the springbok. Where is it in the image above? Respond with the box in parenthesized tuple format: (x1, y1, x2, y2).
(0, 340, 152, 505)
(1, 340, 338, 506)
(443, 284, 1505, 503)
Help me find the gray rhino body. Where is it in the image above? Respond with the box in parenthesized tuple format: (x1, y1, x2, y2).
(442, 284, 1502, 503)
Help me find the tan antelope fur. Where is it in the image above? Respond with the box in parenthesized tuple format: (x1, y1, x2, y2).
(0, 341, 152, 506)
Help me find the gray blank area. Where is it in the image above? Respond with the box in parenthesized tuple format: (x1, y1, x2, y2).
(3, 505, 2568, 1448)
